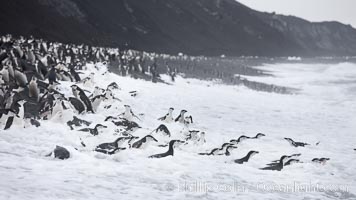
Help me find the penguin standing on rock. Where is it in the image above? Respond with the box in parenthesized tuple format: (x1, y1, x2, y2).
(71, 85, 94, 113)
(120, 105, 140, 121)
(14, 67, 28, 88)
(47, 66, 57, 84)
(196, 132, 206, 145)
(175, 110, 187, 123)
(91, 94, 106, 112)
(69, 97, 85, 114)
(3, 100, 26, 130)
(28, 76, 39, 102)
(158, 108, 174, 123)
(90, 86, 105, 98)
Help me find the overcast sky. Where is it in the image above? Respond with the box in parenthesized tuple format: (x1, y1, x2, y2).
(237, 0, 356, 28)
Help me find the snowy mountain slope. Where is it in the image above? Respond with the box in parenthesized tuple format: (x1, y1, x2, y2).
(0, 62, 356, 199)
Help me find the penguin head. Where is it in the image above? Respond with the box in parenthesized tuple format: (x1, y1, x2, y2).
(248, 151, 259, 157)
(170, 140, 185, 148)
(95, 124, 107, 129)
(287, 159, 300, 165)
(31, 76, 37, 82)
(256, 133, 266, 138)
(169, 107, 174, 111)
(221, 143, 232, 149)
(71, 85, 78, 90)
(199, 132, 206, 138)
(226, 145, 237, 151)
(146, 135, 158, 142)
(181, 110, 187, 114)
(280, 155, 290, 164)
(237, 135, 250, 142)
(284, 138, 294, 144)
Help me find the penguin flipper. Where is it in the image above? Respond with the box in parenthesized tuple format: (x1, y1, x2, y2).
(4, 116, 14, 130)
(174, 115, 181, 122)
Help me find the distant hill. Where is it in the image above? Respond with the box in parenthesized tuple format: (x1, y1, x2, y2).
(1, 0, 356, 56)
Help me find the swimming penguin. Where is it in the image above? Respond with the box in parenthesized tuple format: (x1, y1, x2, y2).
(91, 94, 106, 112)
(284, 159, 301, 166)
(110, 118, 141, 131)
(233, 151, 259, 164)
(95, 137, 131, 154)
(148, 140, 185, 158)
(312, 158, 330, 164)
(267, 153, 301, 166)
(131, 135, 158, 149)
(199, 143, 233, 156)
(157, 108, 174, 123)
(46, 146, 70, 160)
(175, 110, 187, 123)
(78, 124, 107, 136)
(120, 105, 140, 121)
(284, 138, 310, 147)
(260, 155, 290, 171)
(66, 116, 91, 130)
(129, 91, 138, 97)
(219, 145, 237, 156)
(230, 135, 251, 145)
(251, 133, 266, 139)
(28, 76, 39, 102)
(95, 147, 126, 155)
(153, 124, 171, 137)
(71, 85, 94, 113)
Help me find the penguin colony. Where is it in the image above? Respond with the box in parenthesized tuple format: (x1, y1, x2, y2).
(0, 35, 347, 171)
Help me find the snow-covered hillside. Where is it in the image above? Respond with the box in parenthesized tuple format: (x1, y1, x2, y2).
(0, 62, 355, 200)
